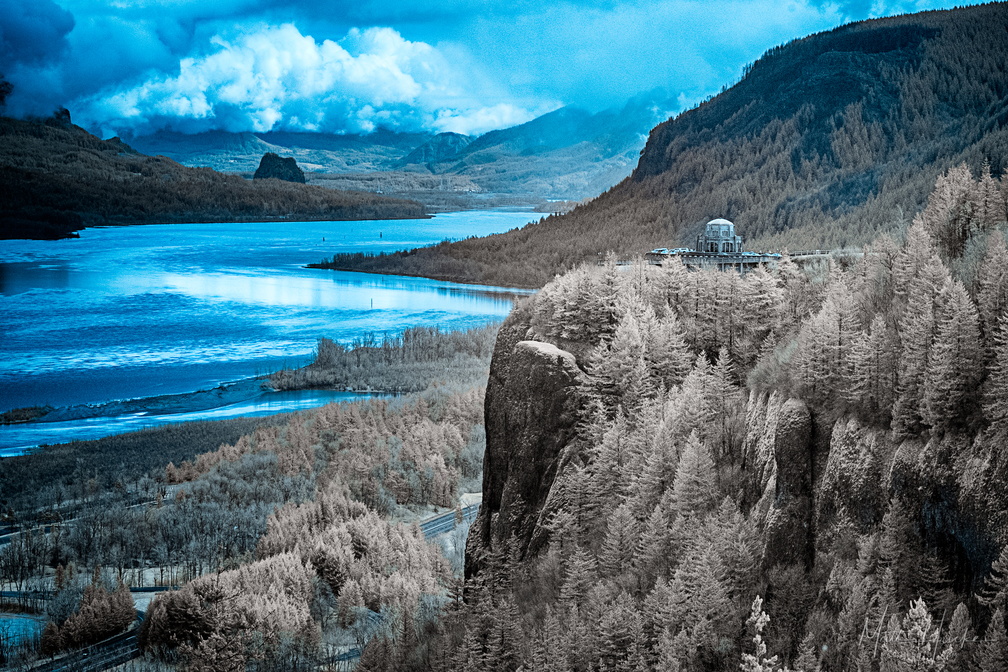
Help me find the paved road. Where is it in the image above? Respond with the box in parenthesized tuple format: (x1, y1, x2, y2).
(419, 504, 479, 538)
(30, 630, 139, 672)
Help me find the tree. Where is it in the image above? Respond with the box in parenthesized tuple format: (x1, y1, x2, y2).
(977, 608, 1008, 672)
(893, 254, 948, 435)
(975, 232, 1008, 351)
(671, 430, 717, 518)
(978, 546, 1008, 611)
(946, 602, 977, 672)
(917, 163, 978, 260)
(559, 547, 597, 609)
(879, 598, 952, 672)
(793, 275, 859, 407)
(982, 314, 1008, 435)
(741, 596, 783, 672)
(848, 314, 897, 420)
(922, 278, 982, 431)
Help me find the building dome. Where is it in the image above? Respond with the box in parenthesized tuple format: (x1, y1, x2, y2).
(698, 218, 742, 254)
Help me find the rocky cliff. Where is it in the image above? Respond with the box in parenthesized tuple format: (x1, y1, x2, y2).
(471, 323, 1006, 594)
(466, 304, 584, 579)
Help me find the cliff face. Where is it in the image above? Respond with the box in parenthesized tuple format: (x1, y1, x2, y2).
(466, 306, 584, 579)
(473, 343, 1004, 591)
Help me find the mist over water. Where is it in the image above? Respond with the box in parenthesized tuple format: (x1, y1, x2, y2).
(0, 211, 533, 450)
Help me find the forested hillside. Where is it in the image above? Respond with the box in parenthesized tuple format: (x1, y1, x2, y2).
(348, 164, 1008, 672)
(0, 114, 426, 240)
(329, 3, 1008, 288)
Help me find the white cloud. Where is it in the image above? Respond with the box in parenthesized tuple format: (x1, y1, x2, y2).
(73, 23, 550, 137)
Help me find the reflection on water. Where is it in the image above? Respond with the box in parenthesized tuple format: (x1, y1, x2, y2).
(0, 211, 535, 423)
(0, 614, 42, 645)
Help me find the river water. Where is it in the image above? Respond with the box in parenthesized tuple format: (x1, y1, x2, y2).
(0, 211, 534, 454)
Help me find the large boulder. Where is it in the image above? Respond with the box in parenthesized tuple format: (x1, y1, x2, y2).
(253, 152, 305, 183)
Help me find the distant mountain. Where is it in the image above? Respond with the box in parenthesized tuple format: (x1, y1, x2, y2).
(0, 115, 426, 240)
(127, 128, 430, 174)
(327, 3, 1008, 287)
(395, 132, 472, 169)
(122, 91, 677, 203)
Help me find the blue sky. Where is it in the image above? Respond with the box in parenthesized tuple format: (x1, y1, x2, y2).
(0, 0, 984, 138)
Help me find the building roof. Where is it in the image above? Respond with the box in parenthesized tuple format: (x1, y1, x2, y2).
(707, 218, 734, 227)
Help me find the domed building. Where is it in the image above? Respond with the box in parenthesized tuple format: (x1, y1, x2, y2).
(696, 218, 743, 254)
(646, 217, 780, 273)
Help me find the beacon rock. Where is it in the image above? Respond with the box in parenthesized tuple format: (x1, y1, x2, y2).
(253, 152, 306, 183)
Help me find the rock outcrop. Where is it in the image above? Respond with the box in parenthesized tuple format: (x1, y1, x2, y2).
(253, 152, 305, 183)
(466, 307, 583, 580)
(746, 394, 816, 568)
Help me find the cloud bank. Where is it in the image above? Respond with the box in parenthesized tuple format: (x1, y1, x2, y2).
(73, 24, 547, 137)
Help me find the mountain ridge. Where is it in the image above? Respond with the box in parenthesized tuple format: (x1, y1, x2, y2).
(322, 3, 1008, 288)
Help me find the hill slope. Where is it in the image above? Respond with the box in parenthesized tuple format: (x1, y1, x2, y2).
(325, 3, 1008, 287)
(0, 115, 426, 240)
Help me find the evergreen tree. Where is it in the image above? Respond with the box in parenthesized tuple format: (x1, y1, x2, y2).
(893, 254, 948, 435)
(671, 430, 717, 518)
(978, 546, 1008, 611)
(982, 313, 1008, 436)
(923, 278, 982, 431)
(972, 162, 1005, 232)
(848, 314, 897, 420)
(975, 232, 1008, 350)
(560, 547, 598, 609)
(946, 602, 977, 672)
(599, 503, 638, 579)
(645, 311, 693, 391)
(879, 598, 952, 672)
(977, 608, 1008, 672)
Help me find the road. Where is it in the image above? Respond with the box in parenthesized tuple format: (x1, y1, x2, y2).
(418, 504, 479, 539)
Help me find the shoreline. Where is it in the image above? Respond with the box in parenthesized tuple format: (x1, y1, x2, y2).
(5, 377, 406, 427)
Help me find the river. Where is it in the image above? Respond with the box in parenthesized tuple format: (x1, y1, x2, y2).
(0, 211, 534, 455)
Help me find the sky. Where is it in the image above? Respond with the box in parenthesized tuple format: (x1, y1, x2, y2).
(0, 0, 985, 138)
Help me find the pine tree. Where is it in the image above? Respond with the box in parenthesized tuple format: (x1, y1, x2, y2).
(645, 312, 692, 391)
(893, 254, 948, 435)
(977, 608, 1008, 672)
(972, 162, 1005, 232)
(946, 602, 977, 672)
(848, 314, 897, 420)
(707, 347, 742, 463)
(740, 596, 783, 672)
(978, 546, 1008, 611)
(917, 163, 977, 260)
(793, 631, 822, 672)
(671, 430, 717, 518)
(793, 275, 859, 407)
(599, 503, 638, 579)
(982, 313, 1008, 436)
(560, 547, 598, 609)
(975, 232, 1008, 350)
(923, 278, 982, 431)
(880, 598, 952, 671)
